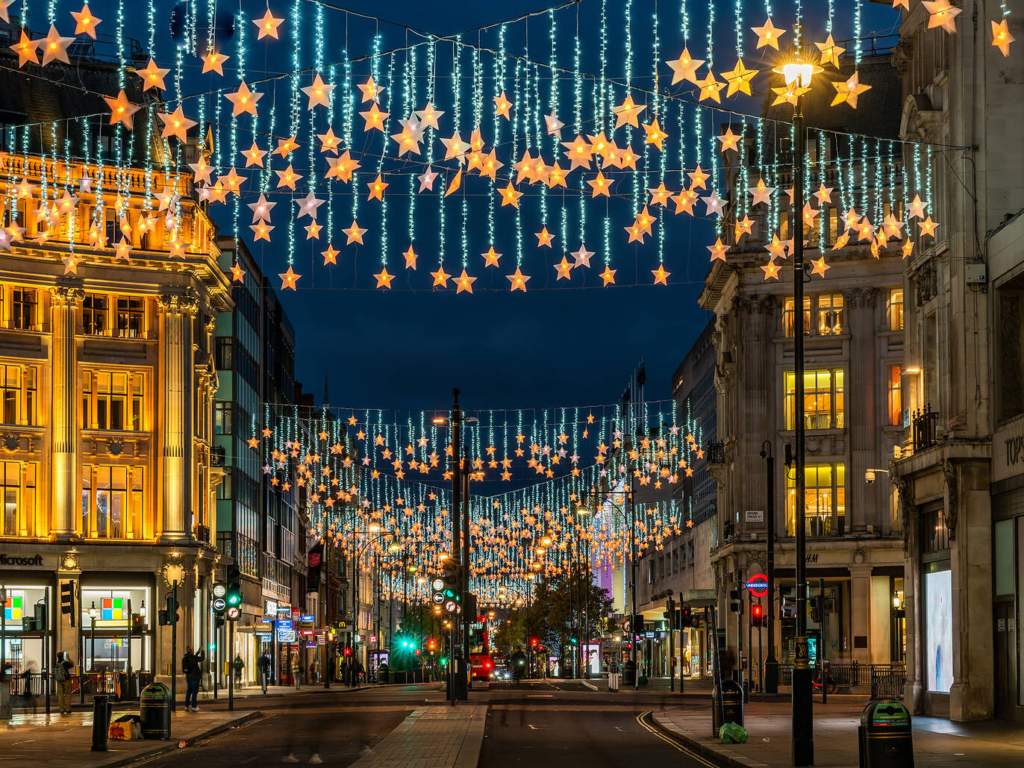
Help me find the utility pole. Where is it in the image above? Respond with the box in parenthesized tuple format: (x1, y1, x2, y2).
(170, 580, 178, 713)
(761, 440, 779, 694)
(668, 594, 675, 693)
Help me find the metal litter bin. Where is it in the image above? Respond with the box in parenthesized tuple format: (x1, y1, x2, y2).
(712, 679, 744, 737)
(140, 683, 172, 740)
(858, 699, 914, 768)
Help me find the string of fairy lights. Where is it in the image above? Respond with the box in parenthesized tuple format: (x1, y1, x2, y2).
(0, 0, 986, 290)
(235, 396, 708, 606)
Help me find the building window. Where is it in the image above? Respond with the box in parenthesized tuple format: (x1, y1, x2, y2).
(888, 366, 904, 426)
(0, 462, 36, 537)
(0, 365, 37, 426)
(11, 289, 35, 330)
(887, 288, 904, 331)
(116, 297, 145, 338)
(784, 297, 811, 337)
(214, 402, 232, 435)
(826, 208, 839, 246)
(786, 463, 846, 537)
(81, 465, 144, 539)
(82, 371, 145, 431)
(921, 507, 949, 553)
(817, 293, 844, 335)
(785, 369, 845, 430)
(82, 294, 109, 335)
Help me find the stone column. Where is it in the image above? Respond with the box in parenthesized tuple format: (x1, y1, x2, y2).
(50, 287, 83, 540)
(849, 564, 873, 665)
(158, 293, 197, 542)
(846, 289, 878, 533)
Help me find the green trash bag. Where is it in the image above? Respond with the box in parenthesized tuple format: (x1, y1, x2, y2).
(718, 722, 749, 744)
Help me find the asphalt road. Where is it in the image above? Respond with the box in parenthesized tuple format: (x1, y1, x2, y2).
(140, 682, 720, 767)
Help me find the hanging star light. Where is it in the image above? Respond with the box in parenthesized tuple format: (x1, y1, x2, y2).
(417, 166, 439, 192)
(814, 34, 846, 69)
(652, 265, 671, 285)
(587, 171, 613, 197)
(62, 253, 82, 275)
(923, 1, 961, 33)
(498, 182, 522, 208)
(810, 257, 831, 277)
(430, 266, 451, 287)
(225, 81, 262, 117)
(736, 215, 755, 237)
(10, 31, 40, 67)
(648, 183, 671, 207)
(831, 72, 872, 108)
(326, 151, 360, 183)
(454, 269, 477, 294)
(600, 266, 617, 285)
(253, 8, 284, 40)
(358, 76, 383, 103)
(697, 71, 726, 103)
(562, 135, 593, 170)
(642, 118, 667, 150)
(717, 127, 741, 153)
(612, 94, 646, 129)
(702, 190, 724, 217)
(670, 189, 698, 215)
(544, 111, 564, 138)
(722, 58, 758, 97)
(343, 221, 367, 245)
(278, 266, 300, 290)
(248, 193, 275, 222)
(250, 221, 274, 242)
(39, 25, 75, 66)
(482, 247, 502, 267)
(992, 19, 1015, 57)
(506, 268, 530, 292)
(373, 268, 394, 289)
(275, 164, 302, 189)
(415, 102, 444, 130)
(750, 178, 774, 206)
(0, 0, 14, 23)
(201, 50, 229, 75)
(304, 222, 322, 240)
(494, 91, 513, 120)
(158, 106, 196, 142)
(231, 262, 246, 282)
(707, 238, 729, 262)
(403, 245, 418, 269)
(772, 83, 810, 107)
(71, 4, 102, 39)
(322, 245, 339, 265)
(104, 90, 140, 128)
(554, 257, 573, 280)
(273, 135, 300, 157)
(814, 183, 834, 207)
(137, 58, 170, 91)
(367, 175, 388, 201)
(535, 227, 554, 248)
(666, 47, 705, 85)
(918, 216, 940, 238)
(761, 260, 781, 280)
(752, 17, 786, 49)
(302, 74, 335, 109)
(360, 102, 389, 132)
(295, 191, 324, 220)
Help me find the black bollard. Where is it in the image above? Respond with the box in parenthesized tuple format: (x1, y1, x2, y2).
(91, 694, 111, 752)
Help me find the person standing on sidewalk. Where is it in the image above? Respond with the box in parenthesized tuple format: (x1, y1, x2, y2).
(291, 651, 302, 690)
(233, 654, 245, 687)
(55, 652, 74, 714)
(182, 646, 205, 712)
(257, 652, 271, 693)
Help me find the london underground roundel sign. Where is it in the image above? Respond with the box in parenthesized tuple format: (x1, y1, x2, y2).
(745, 573, 769, 598)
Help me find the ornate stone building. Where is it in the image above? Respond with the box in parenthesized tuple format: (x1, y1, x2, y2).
(700, 51, 909, 687)
(0, 29, 231, 690)
(892, 1, 1024, 722)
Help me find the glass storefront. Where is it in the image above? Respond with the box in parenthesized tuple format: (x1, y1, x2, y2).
(79, 586, 151, 673)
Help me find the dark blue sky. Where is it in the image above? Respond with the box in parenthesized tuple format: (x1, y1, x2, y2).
(117, 0, 899, 411)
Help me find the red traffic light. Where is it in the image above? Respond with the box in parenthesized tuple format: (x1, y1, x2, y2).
(343, 647, 352, 656)
(530, 637, 538, 646)
(752, 604, 763, 619)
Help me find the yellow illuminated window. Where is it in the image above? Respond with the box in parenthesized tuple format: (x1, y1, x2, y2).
(817, 294, 843, 335)
(887, 289, 904, 331)
(785, 369, 845, 430)
(784, 297, 811, 337)
(82, 371, 145, 431)
(888, 365, 904, 426)
(0, 462, 36, 538)
(0, 365, 37, 426)
(786, 463, 845, 537)
(81, 465, 144, 540)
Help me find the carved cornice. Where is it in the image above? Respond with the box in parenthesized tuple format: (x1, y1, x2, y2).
(158, 290, 200, 317)
(843, 287, 878, 310)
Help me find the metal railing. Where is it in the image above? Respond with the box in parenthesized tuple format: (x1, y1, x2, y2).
(912, 404, 938, 451)
(870, 665, 906, 700)
(777, 662, 906, 699)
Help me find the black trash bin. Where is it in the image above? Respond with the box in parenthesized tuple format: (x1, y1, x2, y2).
(858, 699, 914, 768)
(140, 683, 172, 740)
(622, 660, 637, 687)
(712, 680, 744, 737)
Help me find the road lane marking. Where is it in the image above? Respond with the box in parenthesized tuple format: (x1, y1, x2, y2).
(636, 711, 718, 767)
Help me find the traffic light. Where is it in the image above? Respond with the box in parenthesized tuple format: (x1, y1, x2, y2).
(132, 614, 145, 633)
(630, 614, 644, 633)
(165, 593, 179, 624)
(60, 582, 76, 627)
(427, 638, 438, 652)
(729, 589, 741, 614)
(751, 602, 764, 628)
(343, 646, 352, 656)
(810, 594, 824, 624)
(530, 637, 538, 647)
(681, 604, 693, 628)
(226, 565, 242, 609)
(441, 558, 462, 593)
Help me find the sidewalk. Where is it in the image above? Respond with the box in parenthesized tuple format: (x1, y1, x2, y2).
(349, 705, 486, 768)
(0, 707, 259, 768)
(653, 699, 1024, 768)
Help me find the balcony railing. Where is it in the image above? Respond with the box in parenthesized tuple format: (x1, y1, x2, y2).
(704, 440, 726, 465)
(912, 404, 938, 451)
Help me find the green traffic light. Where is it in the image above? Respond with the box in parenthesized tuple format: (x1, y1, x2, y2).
(227, 594, 241, 606)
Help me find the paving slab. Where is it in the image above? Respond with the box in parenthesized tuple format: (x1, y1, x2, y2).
(349, 704, 486, 768)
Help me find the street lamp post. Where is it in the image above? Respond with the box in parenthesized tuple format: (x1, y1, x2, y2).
(760, 441, 779, 694)
(773, 52, 819, 768)
(89, 601, 98, 673)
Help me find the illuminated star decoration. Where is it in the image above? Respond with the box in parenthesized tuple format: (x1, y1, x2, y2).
(811, 257, 831, 278)
(666, 47, 704, 85)
(374, 268, 394, 289)
(506, 268, 529, 292)
(10, 31, 40, 67)
(403, 245, 418, 270)
(482, 247, 502, 267)
(137, 58, 170, 91)
(0, 0, 15, 23)
(814, 34, 846, 69)
(279, 266, 300, 290)
(343, 221, 367, 245)
(717, 127, 741, 153)
(201, 50, 229, 75)
(831, 71, 872, 109)
(494, 91, 512, 119)
(39, 24, 75, 66)
(322, 245, 339, 265)
(991, 20, 1015, 57)
(71, 4, 102, 39)
(749, 179, 775, 206)
(417, 167, 438, 192)
(226, 81, 262, 117)
(430, 266, 451, 287)
(104, 90, 141, 129)
(302, 74, 335, 109)
(455, 270, 477, 294)
(231, 262, 246, 282)
(722, 58, 758, 97)
(752, 17, 786, 50)
(707, 238, 729, 262)
(62, 253, 82, 275)
(761, 260, 781, 280)
(652, 265, 671, 285)
(612, 94, 646, 129)
(923, 1, 961, 34)
(253, 9, 284, 40)
(158, 106, 196, 142)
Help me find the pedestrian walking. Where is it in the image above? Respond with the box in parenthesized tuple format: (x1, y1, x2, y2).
(291, 652, 302, 690)
(257, 652, 271, 693)
(233, 654, 245, 686)
(55, 652, 74, 714)
(182, 646, 205, 712)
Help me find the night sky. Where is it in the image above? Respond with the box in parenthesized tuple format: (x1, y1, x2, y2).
(121, 0, 900, 412)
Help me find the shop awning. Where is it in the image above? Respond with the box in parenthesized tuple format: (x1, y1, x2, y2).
(680, 589, 716, 608)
